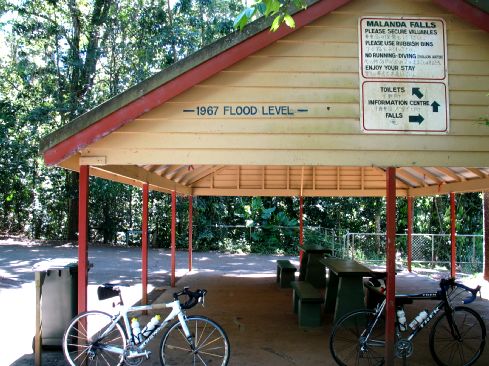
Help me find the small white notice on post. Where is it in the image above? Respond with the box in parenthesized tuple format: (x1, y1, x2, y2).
(359, 16, 449, 134)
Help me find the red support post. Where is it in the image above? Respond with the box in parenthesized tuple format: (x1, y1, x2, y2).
(78, 165, 89, 314)
(171, 190, 176, 287)
(385, 167, 397, 364)
(450, 192, 456, 278)
(142, 183, 149, 305)
(188, 195, 193, 272)
(299, 195, 304, 261)
(407, 196, 413, 273)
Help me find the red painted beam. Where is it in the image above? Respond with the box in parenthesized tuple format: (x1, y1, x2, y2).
(450, 192, 456, 278)
(171, 190, 176, 287)
(433, 0, 489, 33)
(43, 0, 352, 166)
(78, 165, 89, 314)
(407, 196, 413, 273)
(385, 167, 397, 364)
(188, 195, 193, 272)
(142, 183, 149, 305)
(299, 195, 304, 261)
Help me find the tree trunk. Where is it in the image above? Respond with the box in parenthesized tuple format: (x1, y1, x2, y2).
(375, 214, 381, 254)
(66, 170, 79, 241)
(167, 0, 178, 62)
(64, 0, 113, 241)
(483, 191, 489, 281)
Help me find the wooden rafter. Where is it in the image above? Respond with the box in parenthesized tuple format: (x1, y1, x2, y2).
(94, 165, 191, 194)
(180, 165, 217, 185)
(160, 165, 182, 177)
(185, 165, 226, 186)
(153, 165, 170, 175)
(465, 168, 487, 179)
(172, 166, 196, 183)
(434, 167, 465, 182)
(166, 165, 187, 180)
(397, 168, 427, 188)
(410, 167, 443, 185)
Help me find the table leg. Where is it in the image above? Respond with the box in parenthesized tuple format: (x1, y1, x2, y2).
(304, 253, 326, 288)
(298, 253, 309, 281)
(333, 276, 366, 323)
(324, 270, 338, 313)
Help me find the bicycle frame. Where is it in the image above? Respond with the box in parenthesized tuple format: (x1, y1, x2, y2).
(365, 289, 457, 348)
(96, 299, 192, 356)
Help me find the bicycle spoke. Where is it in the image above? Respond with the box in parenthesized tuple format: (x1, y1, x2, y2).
(196, 330, 220, 350)
(165, 343, 193, 352)
(63, 311, 125, 366)
(430, 306, 485, 366)
(195, 321, 208, 347)
(195, 351, 209, 366)
(161, 316, 229, 366)
(100, 351, 113, 366)
(198, 351, 224, 358)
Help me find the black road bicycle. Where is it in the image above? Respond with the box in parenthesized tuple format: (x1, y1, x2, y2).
(330, 277, 486, 366)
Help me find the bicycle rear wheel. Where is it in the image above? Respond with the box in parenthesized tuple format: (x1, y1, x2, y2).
(63, 310, 126, 366)
(330, 309, 385, 366)
(430, 306, 486, 366)
(160, 315, 230, 366)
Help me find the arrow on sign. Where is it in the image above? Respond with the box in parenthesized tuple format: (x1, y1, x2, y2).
(412, 88, 424, 99)
(431, 101, 440, 112)
(409, 114, 424, 124)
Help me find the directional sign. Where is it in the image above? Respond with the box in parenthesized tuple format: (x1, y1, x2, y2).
(359, 16, 449, 134)
(361, 81, 448, 133)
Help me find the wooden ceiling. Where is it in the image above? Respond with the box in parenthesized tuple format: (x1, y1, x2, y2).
(83, 162, 489, 197)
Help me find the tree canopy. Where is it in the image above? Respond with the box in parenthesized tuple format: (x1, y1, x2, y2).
(0, 1, 484, 268)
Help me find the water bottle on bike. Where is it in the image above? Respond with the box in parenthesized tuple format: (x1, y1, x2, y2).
(141, 314, 161, 338)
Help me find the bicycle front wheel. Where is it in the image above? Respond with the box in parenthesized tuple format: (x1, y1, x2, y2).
(160, 315, 230, 366)
(63, 310, 126, 366)
(330, 309, 385, 366)
(430, 306, 486, 366)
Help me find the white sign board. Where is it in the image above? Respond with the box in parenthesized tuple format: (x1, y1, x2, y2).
(362, 81, 448, 133)
(359, 16, 449, 134)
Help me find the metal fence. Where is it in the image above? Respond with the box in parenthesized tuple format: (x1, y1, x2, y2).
(343, 232, 483, 273)
(192, 225, 343, 253)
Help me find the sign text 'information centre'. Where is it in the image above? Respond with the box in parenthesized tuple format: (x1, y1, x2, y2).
(359, 16, 449, 133)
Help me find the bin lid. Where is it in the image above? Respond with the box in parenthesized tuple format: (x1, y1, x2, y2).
(32, 258, 78, 272)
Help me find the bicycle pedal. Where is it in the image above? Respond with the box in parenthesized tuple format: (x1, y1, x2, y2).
(126, 350, 151, 359)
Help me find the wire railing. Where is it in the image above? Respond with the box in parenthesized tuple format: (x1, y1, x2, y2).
(343, 232, 483, 273)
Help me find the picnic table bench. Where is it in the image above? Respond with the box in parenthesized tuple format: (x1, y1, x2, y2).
(320, 257, 382, 323)
(276, 260, 297, 288)
(298, 244, 332, 288)
(290, 281, 323, 327)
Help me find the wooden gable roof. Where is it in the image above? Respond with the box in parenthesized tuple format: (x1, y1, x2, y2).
(40, 0, 489, 197)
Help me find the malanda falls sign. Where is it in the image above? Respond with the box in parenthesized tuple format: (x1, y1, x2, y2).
(359, 17, 449, 134)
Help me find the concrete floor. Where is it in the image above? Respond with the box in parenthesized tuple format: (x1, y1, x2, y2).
(140, 268, 489, 366)
(2, 243, 488, 365)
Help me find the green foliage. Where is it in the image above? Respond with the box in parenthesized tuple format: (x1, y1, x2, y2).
(0, 1, 485, 266)
(0, 0, 244, 240)
(234, 0, 307, 31)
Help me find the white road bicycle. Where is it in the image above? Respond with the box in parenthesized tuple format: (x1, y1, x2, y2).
(62, 283, 230, 366)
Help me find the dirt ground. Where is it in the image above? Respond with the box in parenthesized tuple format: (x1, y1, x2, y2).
(1, 238, 488, 365)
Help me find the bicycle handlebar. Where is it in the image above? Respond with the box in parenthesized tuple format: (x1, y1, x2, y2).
(173, 287, 208, 310)
(440, 277, 480, 304)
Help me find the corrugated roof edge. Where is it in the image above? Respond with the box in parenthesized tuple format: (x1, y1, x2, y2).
(38, 0, 324, 155)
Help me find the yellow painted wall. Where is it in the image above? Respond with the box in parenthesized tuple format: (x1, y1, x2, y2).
(84, 0, 489, 169)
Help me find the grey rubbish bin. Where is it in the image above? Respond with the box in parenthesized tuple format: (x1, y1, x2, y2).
(33, 259, 78, 347)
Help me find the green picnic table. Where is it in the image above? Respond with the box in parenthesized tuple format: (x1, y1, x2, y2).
(320, 257, 377, 323)
(298, 244, 332, 288)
